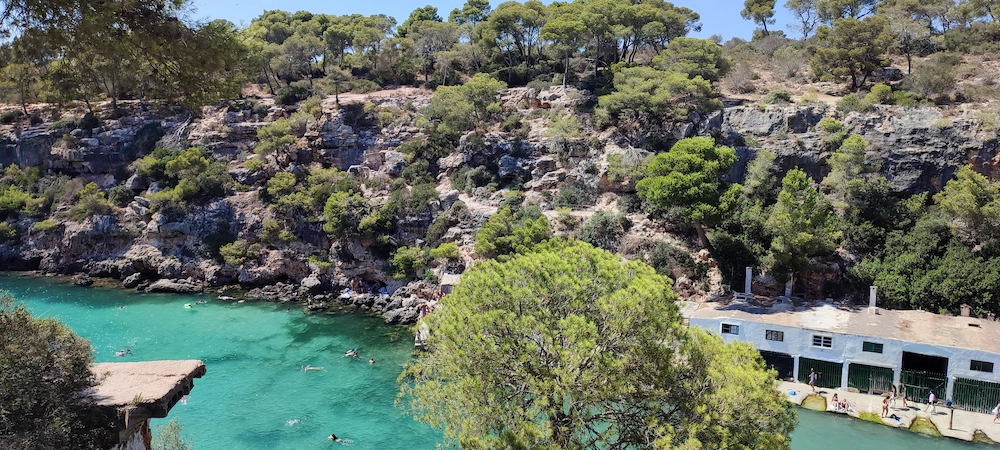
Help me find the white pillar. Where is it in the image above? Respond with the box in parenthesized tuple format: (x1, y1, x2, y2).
(841, 362, 850, 391)
(744, 267, 752, 294)
(793, 355, 801, 383)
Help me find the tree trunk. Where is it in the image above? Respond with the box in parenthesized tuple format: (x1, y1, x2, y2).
(563, 53, 569, 89)
(695, 221, 709, 249)
(262, 64, 275, 95)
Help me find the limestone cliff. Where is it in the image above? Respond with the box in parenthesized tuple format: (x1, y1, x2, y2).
(0, 90, 995, 322)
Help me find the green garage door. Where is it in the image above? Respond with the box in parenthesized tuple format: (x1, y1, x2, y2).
(952, 378, 1000, 413)
(798, 357, 843, 389)
(847, 363, 894, 394)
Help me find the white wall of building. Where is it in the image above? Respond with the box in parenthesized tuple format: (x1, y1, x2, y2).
(690, 316, 1000, 398)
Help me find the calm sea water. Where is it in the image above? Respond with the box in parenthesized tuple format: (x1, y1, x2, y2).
(1, 274, 992, 449)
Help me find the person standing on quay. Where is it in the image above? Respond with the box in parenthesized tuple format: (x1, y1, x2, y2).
(925, 391, 936, 413)
(808, 368, 817, 392)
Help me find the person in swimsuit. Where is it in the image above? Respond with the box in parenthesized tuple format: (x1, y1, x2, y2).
(808, 368, 817, 392)
(328, 433, 338, 441)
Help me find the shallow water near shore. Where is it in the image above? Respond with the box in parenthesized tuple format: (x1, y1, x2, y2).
(2, 273, 993, 449)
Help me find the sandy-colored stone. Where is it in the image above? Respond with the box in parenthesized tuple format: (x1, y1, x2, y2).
(89, 360, 206, 415)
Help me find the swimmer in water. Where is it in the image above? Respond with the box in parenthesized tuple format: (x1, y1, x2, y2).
(328, 433, 338, 441)
(345, 348, 358, 357)
(116, 349, 126, 357)
(184, 303, 192, 309)
(369, 358, 375, 364)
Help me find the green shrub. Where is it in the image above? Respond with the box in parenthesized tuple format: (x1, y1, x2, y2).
(260, 218, 292, 243)
(255, 119, 296, 158)
(0, 110, 23, 124)
(243, 157, 264, 173)
(78, 112, 99, 130)
(544, 115, 583, 140)
(555, 207, 579, 229)
(140, 147, 231, 216)
(429, 242, 460, 261)
(864, 83, 893, 105)
(555, 183, 594, 208)
(323, 191, 368, 236)
(32, 219, 59, 232)
(452, 165, 495, 193)
(474, 207, 552, 259)
(501, 114, 522, 132)
(424, 201, 467, 245)
(68, 182, 113, 221)
(300, 96, 323, 120)
(265, 172, 297, 199)
(578, 210, 628, 252)
(760, 89, 793, 104)
(219, 239, 257, 265)
(275, 85, 311, 105)
(606, 151, 651, 183)
(904, 53, 958, 99)
(818, 117, 845, 135)
(49, 117, 77, 130)
(0, 185, 44, 220)
(595, 66, 721, 128)
(349, 79, 381, 93)
(891, 90, 921, 107)
(107, 185, 132, 207)
(306, 254, 333, 269)
(391, 246, 427, 279)
(835, 94, 873, 114)
(0, 221, 15, 242)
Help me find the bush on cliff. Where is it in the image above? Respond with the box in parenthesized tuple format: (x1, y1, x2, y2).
(0, 292, 115, 449)
(67, 182, 113, 221)
(139, 147, 231, 216)
(0, 185, 44, 220)
(390, 246, 427, 279)
(474, 206, 552, 259)
(594, 66, 721, 130)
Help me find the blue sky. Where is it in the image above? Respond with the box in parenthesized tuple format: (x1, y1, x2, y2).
(188, 0, 799, 41)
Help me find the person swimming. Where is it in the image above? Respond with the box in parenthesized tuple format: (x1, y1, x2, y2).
(302, 365, 323, 371)
(184, 303, 192, 309)
(345, 348, 358, 357)
(328, 433, 338, 441)
(369, 358, 375, 364)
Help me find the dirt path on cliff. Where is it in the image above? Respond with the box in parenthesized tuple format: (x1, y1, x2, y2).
(329, 86, 432, 105)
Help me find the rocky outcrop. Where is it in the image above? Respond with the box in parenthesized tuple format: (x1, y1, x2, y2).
(712, 104, 999, 195)
(146, 278, 203, 294)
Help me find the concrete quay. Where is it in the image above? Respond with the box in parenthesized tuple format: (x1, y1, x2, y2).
(779, 381, 1000, 444)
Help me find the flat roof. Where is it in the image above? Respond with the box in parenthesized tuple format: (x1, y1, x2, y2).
(88, 360, 206, 417)
(681, 298, 1000, 355)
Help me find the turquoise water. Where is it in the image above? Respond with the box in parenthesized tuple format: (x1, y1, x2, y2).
(1, 274, 993, 449)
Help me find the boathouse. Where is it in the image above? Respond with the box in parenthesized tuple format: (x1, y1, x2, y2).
(682, 290, 1000, 414)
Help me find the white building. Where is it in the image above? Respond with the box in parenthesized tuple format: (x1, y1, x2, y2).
(682, 296, 1000, 413)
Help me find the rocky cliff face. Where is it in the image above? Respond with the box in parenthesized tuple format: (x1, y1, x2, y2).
(0, 91, 996, 323)
(712, 104, 1000, 195)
